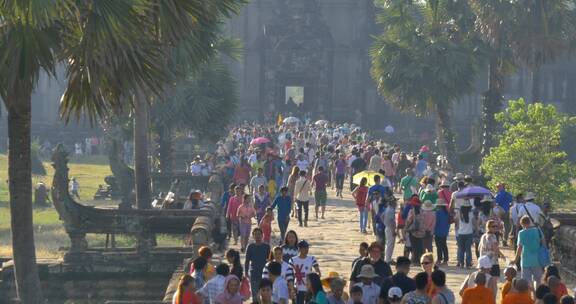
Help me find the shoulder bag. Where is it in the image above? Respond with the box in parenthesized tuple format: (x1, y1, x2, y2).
(522, 204, 551, 267)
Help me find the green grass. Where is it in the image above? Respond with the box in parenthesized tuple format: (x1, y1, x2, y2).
(0, 154, 181, 258)
(0, 154, 113, 204)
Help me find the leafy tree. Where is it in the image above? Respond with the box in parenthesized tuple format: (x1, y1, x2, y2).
(482, 98, 576, 206)
(371, 0, 480, 167)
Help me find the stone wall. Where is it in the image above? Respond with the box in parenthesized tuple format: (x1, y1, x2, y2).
(0, 254, 187, 304)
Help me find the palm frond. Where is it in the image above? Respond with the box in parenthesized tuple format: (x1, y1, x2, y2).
(371, 0, 479, 116)
(152, 58, 238, 140)
(60, 0, 170, 123)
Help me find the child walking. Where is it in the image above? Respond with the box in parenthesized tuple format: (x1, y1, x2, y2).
(260, 207, 274, 244)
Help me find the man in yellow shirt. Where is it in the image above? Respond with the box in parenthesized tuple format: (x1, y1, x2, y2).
(461, 273, 495, 304)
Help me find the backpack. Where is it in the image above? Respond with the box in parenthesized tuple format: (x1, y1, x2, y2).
(406, 208, 425, 238)
(375, 204, 386, 233)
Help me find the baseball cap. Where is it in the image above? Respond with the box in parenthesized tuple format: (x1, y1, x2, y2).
(388, 287, 402, 300)
(477, 255, 492, 269)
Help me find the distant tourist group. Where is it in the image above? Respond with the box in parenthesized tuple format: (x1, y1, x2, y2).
(171, 119, 568, 304)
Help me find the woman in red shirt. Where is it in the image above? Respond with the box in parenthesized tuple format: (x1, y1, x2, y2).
(352, 177, 369, 233)
(233, 158, 251, 185)
(172, 274, 202, 304)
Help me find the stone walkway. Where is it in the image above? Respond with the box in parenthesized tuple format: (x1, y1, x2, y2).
(230, 188, 518, 303)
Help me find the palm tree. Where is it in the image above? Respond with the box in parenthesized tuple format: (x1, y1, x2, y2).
(371, 0, 480, 167)
(152, 60, 239, 174)
(469, 0, 516, 157)
(0, 1, 73, 301)
(471, 0, 576, 156)
(59, 0, 245, 209)
(507, 0, 576, 103)
(152, 36, 241, 174)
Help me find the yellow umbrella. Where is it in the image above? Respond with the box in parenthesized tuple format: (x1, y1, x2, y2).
(353, 170, 385, 186)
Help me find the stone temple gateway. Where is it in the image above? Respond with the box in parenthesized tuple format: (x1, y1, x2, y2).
(226, 0, 380, 123)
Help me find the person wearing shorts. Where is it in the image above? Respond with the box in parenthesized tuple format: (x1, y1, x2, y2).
(313, 166, 329, 220)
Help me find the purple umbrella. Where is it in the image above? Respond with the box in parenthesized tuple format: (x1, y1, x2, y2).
(455, 186, 493, 199)
(250, 137, 271, 145)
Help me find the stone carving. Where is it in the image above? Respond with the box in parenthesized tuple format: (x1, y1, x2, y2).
(260, 0, 334, 115)
(50, 144, 223, 258)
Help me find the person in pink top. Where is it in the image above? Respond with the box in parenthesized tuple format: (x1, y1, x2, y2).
(259, 207, 274, 244)
(227, 186, 244, 246)
(237, 193, 256, 252)
(421, 200, 437, 254)
(233, 158, 251, 185)
(381, 154, 396, 189)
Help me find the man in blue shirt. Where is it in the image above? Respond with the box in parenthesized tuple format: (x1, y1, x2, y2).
(367, 175, 388, 240)
(272, 186, 292, 242)
(367, 175, 388, 202)
(495, 182, 513, 246)
(415, 155, 427, 179)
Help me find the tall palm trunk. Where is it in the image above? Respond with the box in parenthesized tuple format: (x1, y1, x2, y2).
(134, 91, 151, 210)
(435, 103, 458, 169)
(531, 67, 541, 103)
(481, 56, 504, 157)
(6, 89, 43, 303)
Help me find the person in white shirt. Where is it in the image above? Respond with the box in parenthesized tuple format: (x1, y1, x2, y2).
(289, 240, 321, 304)
(248, 152, 258, 166)
(509, 193, 525, 250)
(190, 156, 203, 176)
(305, 143, 315, 163)
(294, 171, 312, 227)
(516, 192, 543, 226)
(198, 263, 229, 304)
(351, 265, 380, 304)
(69, 177, 80, 199)
(455, 200, 475, 268)
(382, 198, 397, 263)
(268, 261, 289, 304)
(368, 150, 382, 172)
(450, 181, 466, 237)
(296, 154, 310, 172)
(381, 176, 393, 190)
(183, 190, 204, 210)
(250, 168, 268, 194)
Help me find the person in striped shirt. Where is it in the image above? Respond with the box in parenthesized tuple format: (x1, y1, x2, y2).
(262, 246, 295, 300)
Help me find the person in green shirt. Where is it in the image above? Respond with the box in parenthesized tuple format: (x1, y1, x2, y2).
(252, 157, 265, 176)
(420, 184, 438, 204)
(400, 169, 419, 201)
(306, 272, 327, 304)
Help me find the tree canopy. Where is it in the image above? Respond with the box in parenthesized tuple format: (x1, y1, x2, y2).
(370, 0, 480, 166)
(482, 98, 576, 205)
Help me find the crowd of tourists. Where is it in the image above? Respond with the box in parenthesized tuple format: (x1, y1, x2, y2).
(171, 119, 570, 304)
